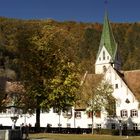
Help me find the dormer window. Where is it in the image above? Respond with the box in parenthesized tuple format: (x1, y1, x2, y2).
(103, 51, 105, 60)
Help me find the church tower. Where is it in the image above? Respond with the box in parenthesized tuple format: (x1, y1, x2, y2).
(95, 12, 121, 74)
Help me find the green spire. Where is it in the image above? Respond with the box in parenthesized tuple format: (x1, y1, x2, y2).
(98, 12, 117, 60)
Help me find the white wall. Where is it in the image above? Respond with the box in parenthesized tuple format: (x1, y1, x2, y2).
(95, 46, 112, 74)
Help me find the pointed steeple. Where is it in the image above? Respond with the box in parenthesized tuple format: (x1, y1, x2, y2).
(95, 12, 121, 74)
(97, 12, 117, 61)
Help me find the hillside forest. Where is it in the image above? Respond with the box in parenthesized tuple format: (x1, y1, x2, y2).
(0, 17, 140, 75)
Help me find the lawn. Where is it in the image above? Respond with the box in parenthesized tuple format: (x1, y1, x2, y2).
(29, 133, 140, 140)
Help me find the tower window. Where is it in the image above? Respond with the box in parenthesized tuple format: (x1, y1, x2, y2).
(103, 51, 105, 60)
(115, 84, 118, 89)
(103, 66, 107, 73)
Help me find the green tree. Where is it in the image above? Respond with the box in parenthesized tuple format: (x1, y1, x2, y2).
(16, 24, 80, 130)
(81, 75, 115, 134)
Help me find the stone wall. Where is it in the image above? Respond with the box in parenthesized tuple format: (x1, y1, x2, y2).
(0, 129, 22, 140)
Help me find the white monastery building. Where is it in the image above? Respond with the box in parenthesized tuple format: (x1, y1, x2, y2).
(0, 12, 140, 131)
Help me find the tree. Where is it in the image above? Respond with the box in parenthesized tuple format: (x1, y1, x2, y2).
(81, 74, 115, 134)
(0, 74, 7, 110)
(15, 24, 80, 130)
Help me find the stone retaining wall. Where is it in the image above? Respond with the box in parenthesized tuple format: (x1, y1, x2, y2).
(0, 129, 22, 140)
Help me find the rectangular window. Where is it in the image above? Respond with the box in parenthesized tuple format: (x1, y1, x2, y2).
(133, 123, 138, 130)
(87, 111, 93, 118)
(63, 108, 72, 118)
(103, 51, 105, 60)
(115, 84, 118, 89)
(96, 124, 101, 129)
(53, 108, 59, 113)
(111, 123, 116, 129)
(95, 111, 101, 118)
(123, 124, 127, 130)
(67, 123, 71, 128)
(58, 123, 62, 127)
(75, 111, 81, 118)
(130, 110, 138, 118)
(120, 110, 128, 118)
(88, 124, 92, 128)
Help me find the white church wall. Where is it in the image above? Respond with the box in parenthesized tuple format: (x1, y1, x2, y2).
(0, 108, 109, 129)
(95, 46, 112, 74)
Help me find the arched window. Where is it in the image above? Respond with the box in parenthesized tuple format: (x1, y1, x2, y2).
(103, 51, 105, 60)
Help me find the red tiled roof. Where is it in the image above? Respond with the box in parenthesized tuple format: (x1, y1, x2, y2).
(123, 70, 140, 101)
(75, 73, 103, 109)
(5, 81, 25, 94)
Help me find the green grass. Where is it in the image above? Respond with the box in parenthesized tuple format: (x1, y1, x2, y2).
(29, 133, 140, 140)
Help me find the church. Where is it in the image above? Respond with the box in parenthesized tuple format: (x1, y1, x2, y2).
(0, 12, 140, 131)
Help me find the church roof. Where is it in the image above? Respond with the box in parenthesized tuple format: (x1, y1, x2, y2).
(97, 12, 117, 60)
(115, 69, 140, 102)
(75, 73, 103, 109)
(5, 81, 25, 94)
(123, 70, 140, 102)
(76, 69, 140, 109)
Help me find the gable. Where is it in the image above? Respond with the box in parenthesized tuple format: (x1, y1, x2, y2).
(75, 73, 103, 109)
(96, 46, 112, 64)
(105, 66, 140, 103)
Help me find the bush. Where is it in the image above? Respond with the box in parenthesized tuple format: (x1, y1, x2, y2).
(93, 129, 119, 135)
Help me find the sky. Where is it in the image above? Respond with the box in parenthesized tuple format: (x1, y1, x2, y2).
(0, 0, 139, 23)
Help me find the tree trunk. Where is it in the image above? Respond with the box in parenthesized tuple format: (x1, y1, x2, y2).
(92, 111, 94, 134)
(35, 97, 40, 132)
(35, 107, 40, 132)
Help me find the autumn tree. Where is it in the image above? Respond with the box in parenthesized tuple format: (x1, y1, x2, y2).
(0, 71, 7, 110)
(15, 24, 80, 129)
(80, 74, 115, 134)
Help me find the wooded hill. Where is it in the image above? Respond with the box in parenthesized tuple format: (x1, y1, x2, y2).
(0, 17, 140, 75)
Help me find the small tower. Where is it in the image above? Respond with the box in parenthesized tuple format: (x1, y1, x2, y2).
(95, 12, 121, 74)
